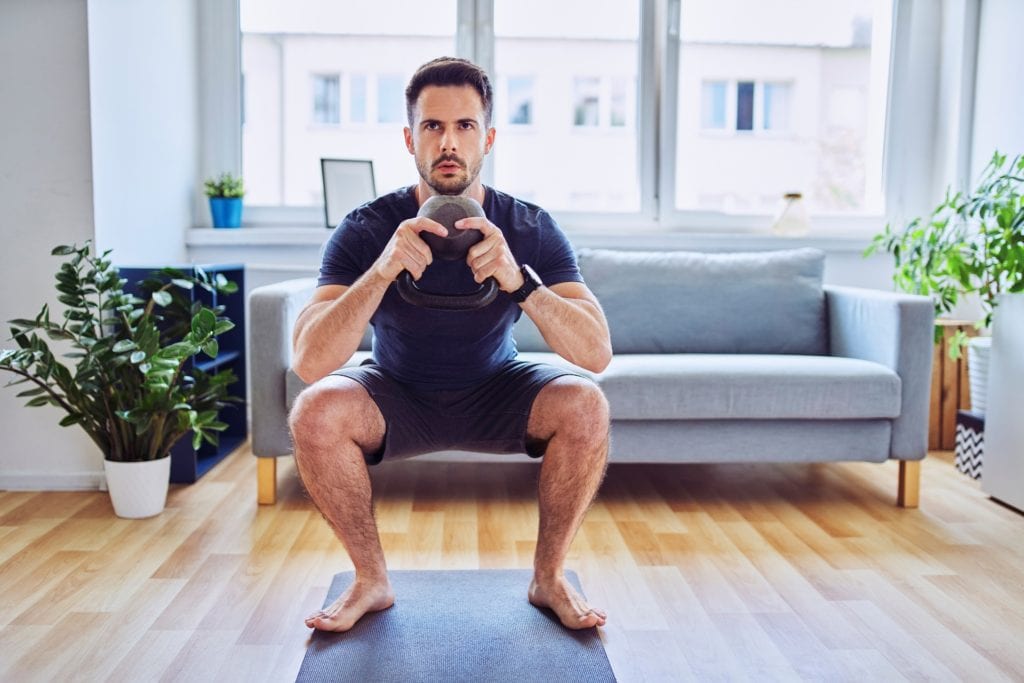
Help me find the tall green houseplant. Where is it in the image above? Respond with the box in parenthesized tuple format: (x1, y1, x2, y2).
(0, 242, 239, 462)
(867, 151, 1024, 355)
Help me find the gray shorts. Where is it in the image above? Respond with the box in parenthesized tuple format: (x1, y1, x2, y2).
(331, 360, 581, 465)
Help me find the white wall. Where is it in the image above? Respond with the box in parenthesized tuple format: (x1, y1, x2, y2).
(0, 0, 101, 489)
(0, 0, 201, 490)
(970, 0, 1024, 180)
(88, 0, 196, 265)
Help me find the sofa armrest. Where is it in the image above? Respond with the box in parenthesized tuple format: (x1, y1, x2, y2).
(249, 277, 317, 457)
(825, 285, 933, 461)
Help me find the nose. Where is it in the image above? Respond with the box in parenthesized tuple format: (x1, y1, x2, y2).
(440, 127, 456, 153)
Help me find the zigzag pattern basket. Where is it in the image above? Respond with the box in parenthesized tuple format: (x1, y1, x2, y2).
(955, 410, 985, 480)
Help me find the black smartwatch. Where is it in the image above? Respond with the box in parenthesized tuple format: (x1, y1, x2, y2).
(510, 264, 543, 303)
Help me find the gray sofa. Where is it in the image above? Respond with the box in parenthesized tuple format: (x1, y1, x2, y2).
(249, 247, 933, 507)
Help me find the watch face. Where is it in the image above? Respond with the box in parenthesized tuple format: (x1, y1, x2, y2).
(522, 264, 542, 287)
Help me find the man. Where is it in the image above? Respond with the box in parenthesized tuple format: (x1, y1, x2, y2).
(289, 57, 612, 632)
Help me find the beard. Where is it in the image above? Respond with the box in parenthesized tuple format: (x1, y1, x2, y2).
(417, 153, 483, 196)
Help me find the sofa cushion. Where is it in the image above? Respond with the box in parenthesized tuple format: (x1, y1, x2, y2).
(516, 352, 901, 421)
(575, 248, 828, 355)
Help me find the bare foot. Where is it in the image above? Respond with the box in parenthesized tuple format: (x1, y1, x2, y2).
(528, 574, 607, 630)
(305, 577, 395, 632)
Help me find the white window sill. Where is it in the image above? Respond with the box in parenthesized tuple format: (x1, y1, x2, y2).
(186, 226, 875, 253)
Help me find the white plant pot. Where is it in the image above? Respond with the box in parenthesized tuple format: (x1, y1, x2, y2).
(103, 456, 171, 519)
(967, 336, 992, 415)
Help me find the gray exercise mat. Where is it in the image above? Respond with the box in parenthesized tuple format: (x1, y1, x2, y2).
(296, 569, 616, 683)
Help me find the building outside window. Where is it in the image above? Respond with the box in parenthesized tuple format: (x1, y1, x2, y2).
(238, 0, 891, 223)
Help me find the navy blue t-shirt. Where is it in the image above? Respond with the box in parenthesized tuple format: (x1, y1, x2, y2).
(318, 185, 583, 390)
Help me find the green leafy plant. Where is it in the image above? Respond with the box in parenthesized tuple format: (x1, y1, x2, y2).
(867, 151, 1024, 356)
(0, 242, 240, 462)
(204, 172, 245, 198)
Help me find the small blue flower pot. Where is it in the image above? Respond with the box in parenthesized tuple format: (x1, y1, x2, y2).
(209, 197, 243, 228)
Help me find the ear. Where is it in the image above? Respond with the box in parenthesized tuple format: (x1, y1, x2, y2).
(404, 127, 415, 154)
(485, 127, 496, 155)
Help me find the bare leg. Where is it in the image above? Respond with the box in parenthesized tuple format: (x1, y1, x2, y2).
(526, 377, 610, 629)
(289, 376, 393, 632)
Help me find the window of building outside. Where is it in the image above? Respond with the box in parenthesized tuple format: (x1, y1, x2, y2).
(239, 0, 889, 222)
(240, 0, 457, 207)
(312, 75, 340, 125)
(506, 77, 534, 126)
(494, 0, 641, 212)
(675, 0, 890, 216)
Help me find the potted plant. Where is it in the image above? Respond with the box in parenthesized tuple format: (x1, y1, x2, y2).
(204, 172, 245, 228)
(0, 242, 240, 517)
(867, 150, 1024, 411)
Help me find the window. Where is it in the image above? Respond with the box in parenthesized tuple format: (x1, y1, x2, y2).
(506, 76, 533, 125)
(573, 77, 601, 127)
(701, 81, 727, 129)
(494, 0, 641, 212)
(674, 1, 891, 215)
(231, 0, 899, 226)
(313, 75, 340, 125)
(376, 75, 404, 124)
(349, 74, 367, 123)
(763, 82, 790, 131)
(240, 0, 457, 207)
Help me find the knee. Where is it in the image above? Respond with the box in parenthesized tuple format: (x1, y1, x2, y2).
(546, 377, 610, 442)
(288, 379, 362, 455)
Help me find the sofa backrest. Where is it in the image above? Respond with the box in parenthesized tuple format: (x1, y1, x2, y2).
(514, 247, 828, 355)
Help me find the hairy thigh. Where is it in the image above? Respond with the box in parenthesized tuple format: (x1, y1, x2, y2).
(526, 376, 610, 446)
(288, 375, 386, 455)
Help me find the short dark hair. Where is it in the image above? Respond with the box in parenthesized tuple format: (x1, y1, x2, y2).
(405, 57, 493, 127)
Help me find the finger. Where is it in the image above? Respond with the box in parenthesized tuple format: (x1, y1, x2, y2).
(411, 217, 449, 238)
(455, 216, 497, 235)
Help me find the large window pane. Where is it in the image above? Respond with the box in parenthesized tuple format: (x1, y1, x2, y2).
(241, 1, 457, 207)
(675, 0, 891, 214)
(494, 0, 641, 212)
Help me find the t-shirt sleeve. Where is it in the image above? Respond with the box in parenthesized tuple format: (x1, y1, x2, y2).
(317, 219, 370, 287)
(534, 210, 584, 286)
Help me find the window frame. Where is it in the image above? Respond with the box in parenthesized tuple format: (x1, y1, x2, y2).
(206, 0, 955, 236)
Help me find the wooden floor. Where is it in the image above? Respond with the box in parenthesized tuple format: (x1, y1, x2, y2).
(1, 447, 1023, 682)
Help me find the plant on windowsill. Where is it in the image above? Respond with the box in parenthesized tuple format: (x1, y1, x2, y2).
(0, 242, 240, 518)
(204, 172, 245, 228)
(866, 150, 1024, 412)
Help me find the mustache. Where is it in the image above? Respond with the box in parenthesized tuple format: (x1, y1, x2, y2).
(432, 154, 466, 169)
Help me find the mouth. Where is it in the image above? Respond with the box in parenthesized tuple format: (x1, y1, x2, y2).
(433, 158, 464, 174)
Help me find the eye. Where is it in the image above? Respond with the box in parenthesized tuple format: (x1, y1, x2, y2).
(459, 121, 475, 130)
(424, 122, 440, 131)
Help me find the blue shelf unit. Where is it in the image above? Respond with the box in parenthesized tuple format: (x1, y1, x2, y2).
(118, 263, 247, 483)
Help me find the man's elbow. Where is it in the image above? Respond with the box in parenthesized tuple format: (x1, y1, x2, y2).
(578, 343, 613, 374)
(291, 351, 327, 385)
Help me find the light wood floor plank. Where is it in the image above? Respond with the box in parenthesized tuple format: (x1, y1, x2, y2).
(0, 445, 1022, 682)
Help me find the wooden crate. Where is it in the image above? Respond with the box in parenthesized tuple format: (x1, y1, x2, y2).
(930, 320, 978, 450)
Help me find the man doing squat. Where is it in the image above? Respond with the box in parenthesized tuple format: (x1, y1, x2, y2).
(289, 56, 612, 632)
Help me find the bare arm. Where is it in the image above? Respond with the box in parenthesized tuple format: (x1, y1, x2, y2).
(459, 216, 612, 373)
(291, 216, 447, 383)
(519, 281, 612, 373)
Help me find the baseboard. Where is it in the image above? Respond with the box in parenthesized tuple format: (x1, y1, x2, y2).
(0, 470, 106, 491)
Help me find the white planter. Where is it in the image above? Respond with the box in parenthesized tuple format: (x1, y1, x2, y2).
(103, 456, 171, 518)
(967, 336, 992, 415)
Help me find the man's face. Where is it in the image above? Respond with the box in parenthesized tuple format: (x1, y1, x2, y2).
(405, 85, 495, 196)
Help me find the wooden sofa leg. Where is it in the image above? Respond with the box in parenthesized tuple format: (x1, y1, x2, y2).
(897, 460, 920, 508)
(257, 457, 277, 505)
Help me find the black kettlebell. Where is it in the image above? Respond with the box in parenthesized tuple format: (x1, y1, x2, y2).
(396, 195, 499, 311)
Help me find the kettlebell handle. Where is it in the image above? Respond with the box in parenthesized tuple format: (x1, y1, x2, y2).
(396, 273, 499, 311)
(396, 195, 500, 311)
